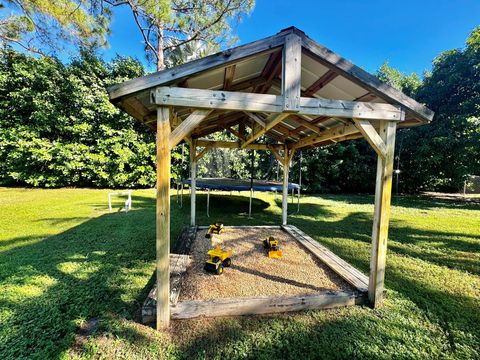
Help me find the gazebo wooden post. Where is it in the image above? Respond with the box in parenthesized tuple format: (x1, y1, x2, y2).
(368, 120, 397, 307)
(156, 106, 171, 329)
(282, 146, 290, 225)
(190, 139, 197, 226)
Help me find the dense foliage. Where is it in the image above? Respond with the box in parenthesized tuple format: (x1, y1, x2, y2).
(0, 49, 158, 188)
(397, 27, 480, 192)
(1, 26, 479, 193)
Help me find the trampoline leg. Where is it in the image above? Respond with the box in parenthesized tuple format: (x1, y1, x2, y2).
(248, 188, 253, 218)
(180, 183, 183, 208)
(207, 188, 210, 218)
(296, 187, 300, 213)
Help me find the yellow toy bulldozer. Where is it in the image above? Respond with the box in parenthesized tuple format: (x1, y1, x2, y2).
(205, 223, 224, 238)
(204, 246, 233, 275)
(263, 235, 282, 258)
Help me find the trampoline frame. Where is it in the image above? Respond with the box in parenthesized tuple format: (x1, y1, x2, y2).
(178, 178, 301, 218)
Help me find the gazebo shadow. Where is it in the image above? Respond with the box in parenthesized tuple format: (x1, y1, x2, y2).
(1, 193, 478, 358)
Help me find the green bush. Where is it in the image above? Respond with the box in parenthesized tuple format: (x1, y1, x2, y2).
(0, 49, 156, 188)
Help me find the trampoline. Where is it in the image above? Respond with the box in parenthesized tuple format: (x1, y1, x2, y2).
(180, 178, 301, 217)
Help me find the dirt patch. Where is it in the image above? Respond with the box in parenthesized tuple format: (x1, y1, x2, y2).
(179, 227, 353, 301)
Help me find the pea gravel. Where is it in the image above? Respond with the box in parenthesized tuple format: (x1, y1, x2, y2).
(179, 227, 353, 301)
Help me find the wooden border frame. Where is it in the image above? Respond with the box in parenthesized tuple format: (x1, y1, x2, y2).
(143, 225, 368, 322)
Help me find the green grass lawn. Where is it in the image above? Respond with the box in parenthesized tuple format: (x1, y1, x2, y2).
(0, 187, 479, 359)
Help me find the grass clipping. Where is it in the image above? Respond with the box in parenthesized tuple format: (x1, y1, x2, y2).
(179, 228, 353, 301)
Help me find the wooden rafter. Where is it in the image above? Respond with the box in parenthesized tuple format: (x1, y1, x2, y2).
(254, 50, 282, 94)
(196, 139, 283, 150)
(291, 123, 361, 150)
(243, 113, 289, 147)
(243, 111, 267, 127)
(223, 124, 246, 141)
(303, 70, 338, 97)
(223, 65, 236, 90)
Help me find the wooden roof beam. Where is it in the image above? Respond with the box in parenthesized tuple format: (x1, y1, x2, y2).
(243, 113, 289, 148)
(169, 109, 213, 149)
(282, 33, 302, 112)
(223, 65, 236, 91)
(196, 139, 283, 150)
(291, 123, 360, 150)
(303, 70, 338, 97)
(254, 50, 282, 94)
(153, 87, 405, 121)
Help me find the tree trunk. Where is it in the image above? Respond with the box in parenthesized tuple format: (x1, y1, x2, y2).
(157, 25, 165, 71)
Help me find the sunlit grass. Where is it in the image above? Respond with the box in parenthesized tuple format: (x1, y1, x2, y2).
(0, 187, 478, 359)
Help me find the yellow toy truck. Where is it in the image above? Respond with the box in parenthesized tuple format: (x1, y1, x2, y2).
(205, 223, 224, 238)
(263, 235, 282, 258)
(204, 246, 233, 275)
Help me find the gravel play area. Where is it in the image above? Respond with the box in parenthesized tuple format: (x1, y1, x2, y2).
(179, 227, 354, 301)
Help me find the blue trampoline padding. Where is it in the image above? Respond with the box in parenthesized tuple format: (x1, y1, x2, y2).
(182, 178, 299, 192)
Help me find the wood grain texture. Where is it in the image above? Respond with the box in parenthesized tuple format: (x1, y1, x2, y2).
(282, 34, 302, 112)
(282, 225, 369, 292)
(156, 107, 171, 329)
(301, 35, 434, 123)
(109, 32, 286, 100)
(353, 119, 387, 159)
(154, 87, 404, 121)
(169, 109, 212, 149)
(369, 120, 397, 307)
(171, 291, 366, 319)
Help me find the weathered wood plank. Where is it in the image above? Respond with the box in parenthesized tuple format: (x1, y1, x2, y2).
(109, 32, 286, 100)
(195, 139, 283, 150)
(243, 113, 290, 147)
(153, 87, 404, 121)
(171, 291, 366, 319)
(303, 70, 338, 97)
(169, 109, 212, 149)
(156, 107, 171, 329)
(282, 225, 369, 292)
(243, 111, 267, 127)
(353, 119, 387, 159)
(282, 34, 302, 112)
(301, 36, 434, 123)
(291, 123, 360, 150)
(142, 253, 192, 324)
(223, 65, 236, 91)
(369, 120, 397, 307)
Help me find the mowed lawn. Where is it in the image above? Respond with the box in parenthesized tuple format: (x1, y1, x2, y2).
(0, 188, 479, 359)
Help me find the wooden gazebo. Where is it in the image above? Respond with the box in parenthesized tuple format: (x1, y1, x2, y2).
(108, 27, 434, 329)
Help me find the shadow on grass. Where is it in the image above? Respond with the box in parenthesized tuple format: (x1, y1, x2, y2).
(1, 192, 478, 359)
(0, 193, 281, 358)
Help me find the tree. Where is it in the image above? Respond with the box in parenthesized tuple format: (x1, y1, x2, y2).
(0, 48, 158, 188)
(376, 61, 422, 97)
(102, 0, 254, 70)
(395, 27, 480, 192)
(0, 1, 109, 55)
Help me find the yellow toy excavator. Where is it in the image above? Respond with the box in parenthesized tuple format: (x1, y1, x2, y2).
(263, 235, 282, 258)
(205, 223, 224, 238)
(204, 246, 233, 275)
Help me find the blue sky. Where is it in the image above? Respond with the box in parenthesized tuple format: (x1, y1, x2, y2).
(101, 0, 479, 76)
